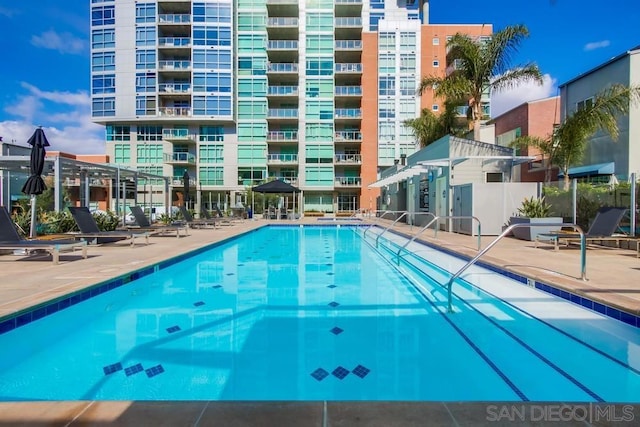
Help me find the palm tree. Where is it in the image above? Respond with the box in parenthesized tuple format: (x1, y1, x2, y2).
(418, 24, 543, 141)
(510, 84, 640, 190)
(404, 101, 467, 148)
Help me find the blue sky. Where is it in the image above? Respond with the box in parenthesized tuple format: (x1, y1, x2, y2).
(0, 0, 638, 153)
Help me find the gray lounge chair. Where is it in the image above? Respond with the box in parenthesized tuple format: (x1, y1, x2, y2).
(128, 206, 189, 238)
(201, 206, 233, 226)
(68, 206, 150, 246)
(178, 205, 219, 228)
(535, 206, 630, 250)
(0, 206, 87, 264)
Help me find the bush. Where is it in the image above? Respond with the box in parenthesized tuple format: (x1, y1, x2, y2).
(516, 196, 552, 218)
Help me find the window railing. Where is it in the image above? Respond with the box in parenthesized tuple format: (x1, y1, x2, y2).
(335, 154, 362, 163)
(268, 86, 299, 96)
(158, 14, 190, 24)
(335, 176, 362, 186)
(164, 152, 196, 164)
(267, 40, 298, 50)
(158, 37, 190, 47)
(267, 130, 298, 141)
(334, 17, 362, 27)
(267, 153, 298, 163)
(159, 107, 191, 117)
(335, 40, 362, 50)
(268, 108, 298, 118)
(158, 60, 191, 70)
(267, 17, 299, 26)
(335, 63, 362, 73)
(159, 83, 191, 93)
(267, 63, 299, 73)
(335, 131, 362, 141)
(335, 86, 362, 96)
(335, 108, 361, 119)
(163, 129, 195, 140)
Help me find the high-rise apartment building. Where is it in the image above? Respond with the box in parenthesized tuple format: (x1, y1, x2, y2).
(90, 0, 491, 214)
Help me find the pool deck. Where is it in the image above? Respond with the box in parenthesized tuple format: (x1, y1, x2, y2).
(0, 217, 638, 426)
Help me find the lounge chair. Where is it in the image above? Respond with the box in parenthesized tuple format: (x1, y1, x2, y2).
(535, 206, 631, 251)
(178, 205, 219, 228)
(0, 206, 87, 264)
(201, 206, 233, 226)
(128, 206, 189, 238)
(68, 206, 150, 246)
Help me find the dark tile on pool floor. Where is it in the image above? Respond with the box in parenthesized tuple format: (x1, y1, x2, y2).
(311, 368, 329, 381)
(330, 326, 344, 335)
(124, 363, 144, 376)
(332, 366, 350, 380)
(145, 365, 165, 378)
(328, 301, 340, 307)
(352, 365, 370, 378)
(327, 285, 337, 288)
(193, 301, 205, 307)
(103, 362, 122, 375)
(212, 285, 222, 289)
(166, 325, 181, 333)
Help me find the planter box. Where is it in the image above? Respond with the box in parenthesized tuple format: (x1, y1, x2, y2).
(509, 216, 563, 241)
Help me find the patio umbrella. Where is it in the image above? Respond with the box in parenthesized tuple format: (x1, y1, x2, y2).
(252, 179, 300, 218)
(183, 170, 190, 208)
(21, 127, 50, 238)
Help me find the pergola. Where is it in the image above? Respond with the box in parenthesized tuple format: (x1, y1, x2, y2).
(0, 155, 169, 219)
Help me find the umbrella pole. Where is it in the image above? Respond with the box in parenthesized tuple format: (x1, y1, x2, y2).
(29, 195, 37, 238)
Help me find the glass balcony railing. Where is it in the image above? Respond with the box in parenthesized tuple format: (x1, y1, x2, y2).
(335, 131, 362, 141)
(158, 14, 191, 24)
(335, 0, 363, 4)
(158, 60, 191, 70)
(172, 177, 197, 186)
(335, 63, 362, 73)
(334, 40, 362, 50)
(335, 108, 361, 119)
(267, 154, 298, 163)
(335, 154, 362, 163)
(271, 176, 298, 186)
(267, 63, 299, 73)
(267, 130, 298, 141)
(159, 107, 191, 116)
(268, 40, 299, 50)
(164, 152, 196, 164)
(334, 17, 362, 27)
(268, 108, 298, 118)
(267, 17, 299, 26)
(268, 86, 299, 96)
(158, 37, 191, 47)
(159, 83, 191, 93)
(162, 129, 196, 140)
(335, 176, 362, 186)
(335, 86, 362, 96)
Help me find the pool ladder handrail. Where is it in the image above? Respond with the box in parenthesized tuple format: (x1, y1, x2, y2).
(363, 210, 405, 240)
(444, 222, 587, 313)
(396, 214, 482, 264)
(375, 212, 410, 247)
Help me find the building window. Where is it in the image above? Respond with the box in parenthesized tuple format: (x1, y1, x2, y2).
(199, 125, 225, 142)
(379, 76, 396, 96)
(399, 54, 416, 74)
(91, 29, 115, 49)
(432, 104, 439, 111)
(135, 73, 156, 92)
(137, 125, 163, 141)
(135, 50, 156, 70)
(193, 95, 232, 116)
(379, 53, 396, 74)
(432, 60, 439, 68)
(432, 37, 440, 45)
(193, 2, 232, 23)
(91, 5, 115, 26)
(199, 145, 224, 163)
(136, 144, 163, 164)
(399, 77, 415, 96)
(135, 96, 156, 115)
(379, 32, 396, 50)
(106, 125, 130, 141)
(199, 167, 224, 185)
(577, 97, 594, 111)
(193, 26, 232, 47)
(238, 145, 267, 166)
(486, 172, 503, 183)
(92, 52, 115, 72)
(400, 32, 416, 51)
(379, 99, 395, 119)
(193, 72, 232, 93)
(113, 144, 130, 164)
(135, 3, 156, 23)
(92, 74, 115, 94)
(369, 13, 384, 31)
(92, 97, 115, 117)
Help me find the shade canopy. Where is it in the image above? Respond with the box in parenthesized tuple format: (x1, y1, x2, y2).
(21, 127, 50, 196)
(252, 179, 300, 194)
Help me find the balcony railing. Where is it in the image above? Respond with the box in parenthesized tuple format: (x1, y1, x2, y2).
(158, 14, 191, 24)
(267, 17, 299, 27)
(163, 129, 196, 141)
(267, 63, 299, 73)
(335, 131, 362, 141)
(334, 17, 362, 27)
(158, 60, 191, 71)
(268, 108, 298, 118)
(159, 107, 191, 117)
(267, 153, 298, 163)
(158, 37, 191, 47)
(267, 130, 298, 141)
(335, 63, 362, 73)
(335, 108, 361, 119)
(267, 40, 299, 50)
(335, 176, 362, 186)
(335, 154, 362, 163)
(164, 152, 196, 164)
(272, 176, 298, 186)
(335, 0, 363, 4)
(334, 40, 362, 50)
(335, 86, 362, 96)
(268, 86, 298, 96)
(159, 83, 191, 93)
(172, 177, 197, 186)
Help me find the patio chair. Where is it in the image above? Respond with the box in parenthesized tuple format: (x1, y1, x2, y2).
(178, 205, 219, 228)
(201, 206, 233, 226)
(128, 206, 189, 238)
(68, 206, 150, 246)
(535, 206, 631, 251)
(0, 206, 88, 264)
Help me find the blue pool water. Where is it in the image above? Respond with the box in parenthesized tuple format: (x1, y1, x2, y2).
(0, 226, 639, 401)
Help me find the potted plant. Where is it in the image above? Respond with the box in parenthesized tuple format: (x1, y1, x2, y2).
(509, 196, 563, 241)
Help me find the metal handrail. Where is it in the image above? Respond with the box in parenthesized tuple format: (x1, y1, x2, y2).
(444, 223, 587, 313)
(375, 213, 409, 247)
(362, 210, 402, 239)
(395, 213, 438, 263)
(433, 215, 482, 251)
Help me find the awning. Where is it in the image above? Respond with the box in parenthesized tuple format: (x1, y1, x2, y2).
(368, 166, 430, 188)
(557, 162, 615, 178)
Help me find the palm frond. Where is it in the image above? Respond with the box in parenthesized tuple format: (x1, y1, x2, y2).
(491, 64, 543, 92)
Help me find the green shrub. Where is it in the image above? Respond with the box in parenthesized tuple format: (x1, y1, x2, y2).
(517, 196, 552, 218)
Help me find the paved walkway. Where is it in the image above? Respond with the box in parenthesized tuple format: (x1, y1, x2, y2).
(0, 218, 638, 425)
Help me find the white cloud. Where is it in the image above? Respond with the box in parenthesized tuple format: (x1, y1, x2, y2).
(490, 74, 557, 117)
(583, 40, 610, 51)
(31, 30, 86, 55)
(0, 84, 104, 154)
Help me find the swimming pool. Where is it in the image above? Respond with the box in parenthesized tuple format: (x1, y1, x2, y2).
(0, 225, 638, 401)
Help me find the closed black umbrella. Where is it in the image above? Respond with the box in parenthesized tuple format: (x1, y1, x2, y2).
(21, 127, 50, 238)
(183, 170, 190, 208)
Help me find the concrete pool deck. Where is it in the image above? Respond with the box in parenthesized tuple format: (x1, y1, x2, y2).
(0, 217, 638, 425)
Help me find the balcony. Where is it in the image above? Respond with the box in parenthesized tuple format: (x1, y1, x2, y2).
(335, 17, 362, 27)
(158, 37, 191, 48)
(335, 86, 362, 97)
(171, 176, 197, 186)
(335, 154, 362, 164)
(335, 108, 361, 120)
(271, 176, 298, 186)
(334, 130, 362, 142)
(267, 153, 298, 164)
(334, 40, 362, 50)
(158, 14, 191, 24)
(335, 176, 362, 187)
(158, 107, 191, 117)
(164, 152, 196, 164)
(267, 17, 299, 27)
(163, 129, 197, 143)
(159, 83, 191, 94)
(267, 63, 299, 73)
(158, 60, 191, 71)
(267, 40, 298, 51)
(267, 130, 298, 142)
(334, 63, 362, 74)
(268, 86, 298, 97)
(267, 108, 298, 119)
